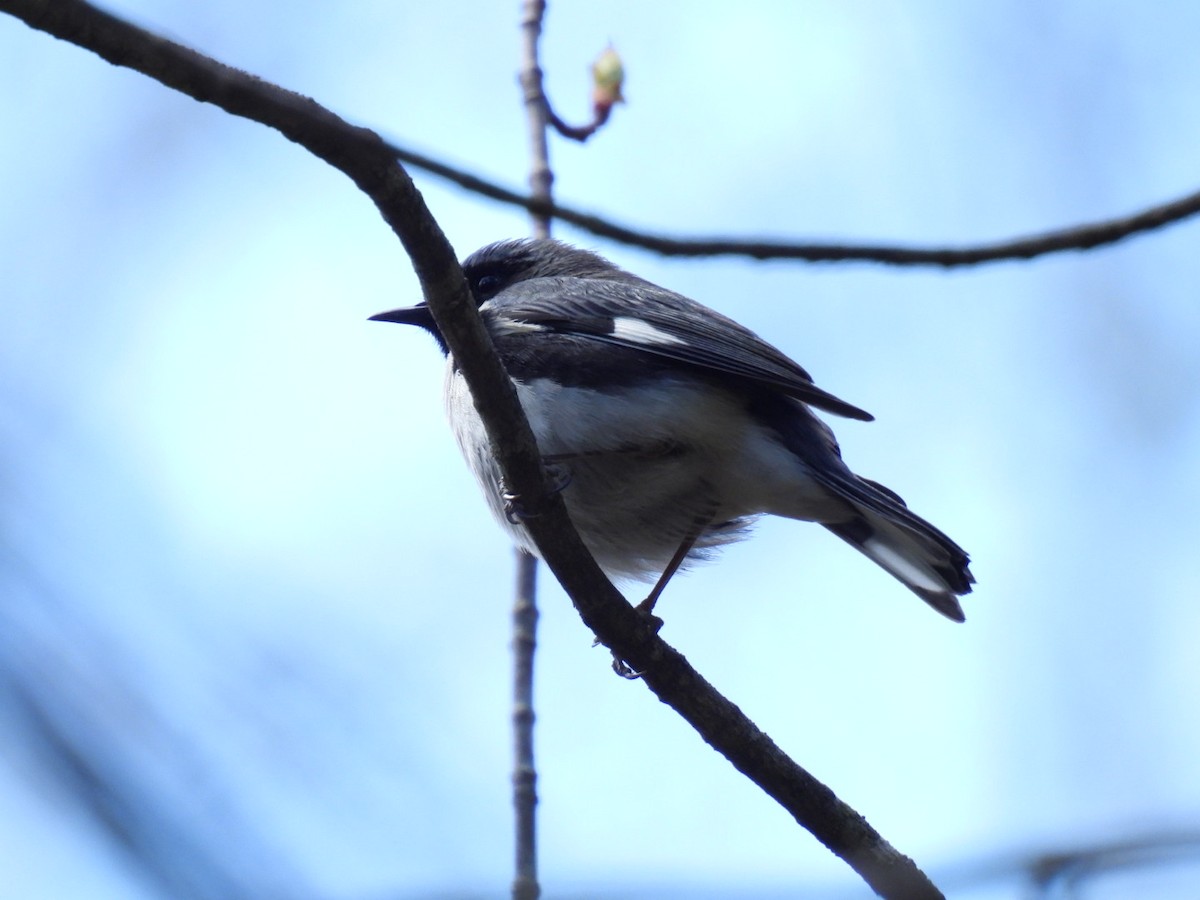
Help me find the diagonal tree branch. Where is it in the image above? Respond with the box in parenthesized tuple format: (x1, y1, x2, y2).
(3, 1, 942, 896)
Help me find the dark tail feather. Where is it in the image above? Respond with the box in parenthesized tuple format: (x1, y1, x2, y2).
(755, 396, 974, 618)
(823, 478, 974, 622)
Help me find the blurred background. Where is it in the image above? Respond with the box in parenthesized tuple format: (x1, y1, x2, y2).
(2, 1, 1199, 897)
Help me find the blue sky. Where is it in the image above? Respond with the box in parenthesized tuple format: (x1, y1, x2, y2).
(2, 2, 1199, 897)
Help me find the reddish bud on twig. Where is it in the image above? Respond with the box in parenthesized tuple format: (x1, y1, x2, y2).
(591, 44, 625, 122)
(545, 43, 625, 142)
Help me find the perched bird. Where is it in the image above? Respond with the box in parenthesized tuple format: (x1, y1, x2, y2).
(371, 239, 974, 621)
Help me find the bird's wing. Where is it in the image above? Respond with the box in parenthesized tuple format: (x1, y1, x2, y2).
(485, 276, 874, 421)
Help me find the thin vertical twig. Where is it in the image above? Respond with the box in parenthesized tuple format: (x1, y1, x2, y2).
(521, 0, 554, 240)
(510, 549, 540, 900)
(512, 2, 552, 899)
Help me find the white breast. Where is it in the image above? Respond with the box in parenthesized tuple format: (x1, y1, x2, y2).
(444, 362, 838, 579)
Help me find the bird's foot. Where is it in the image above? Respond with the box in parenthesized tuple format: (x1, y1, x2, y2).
(501, 462, 572, 523)
(596, 604, 664, 679)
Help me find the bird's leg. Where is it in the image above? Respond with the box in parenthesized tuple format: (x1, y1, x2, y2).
(602, 502, 714, 677)
(606, 516, 710, 680)
(638, 531, 700, 617)
(638, 500, 716, 617)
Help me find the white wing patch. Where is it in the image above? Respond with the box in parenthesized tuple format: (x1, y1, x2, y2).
(490, 314, 547, 336)
(610, 316, 687, 347)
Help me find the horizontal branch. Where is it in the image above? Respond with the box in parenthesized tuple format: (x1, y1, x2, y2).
(386, 143, 1200, 268)
(4, 1, 943, 895)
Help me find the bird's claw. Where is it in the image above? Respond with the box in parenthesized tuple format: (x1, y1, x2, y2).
(611, 655, 644, 679)
(501, 462, 573, 524)
(594, 605, 664, 679)
(542, 460, 572, 493)
(502, 489, 528, 524)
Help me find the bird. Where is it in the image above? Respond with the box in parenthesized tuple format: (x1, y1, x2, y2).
(370, 238, 974, 621)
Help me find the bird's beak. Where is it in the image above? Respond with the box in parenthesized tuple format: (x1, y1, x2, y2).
(368, 304, 437, 330)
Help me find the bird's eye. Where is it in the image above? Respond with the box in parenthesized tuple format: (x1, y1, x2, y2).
(474, 273, 503, 298)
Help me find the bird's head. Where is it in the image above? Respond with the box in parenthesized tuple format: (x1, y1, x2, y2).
(369, 239, 625, 349)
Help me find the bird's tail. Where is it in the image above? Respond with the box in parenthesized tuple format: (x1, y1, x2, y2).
(822, 477, 974, 621)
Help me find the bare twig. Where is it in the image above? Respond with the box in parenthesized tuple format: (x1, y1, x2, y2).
(511, 4, 553, 897)
(544, 106, 609, 143)
(520, 0, 554, 238)
(1026, 831, 1200, 896)
(510, 549, 540, 900)
(515, 1, 620, 145)
(542, 44, 623, 143)
(384, 140, 1200, 267)
(3, 1, 946, 894)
